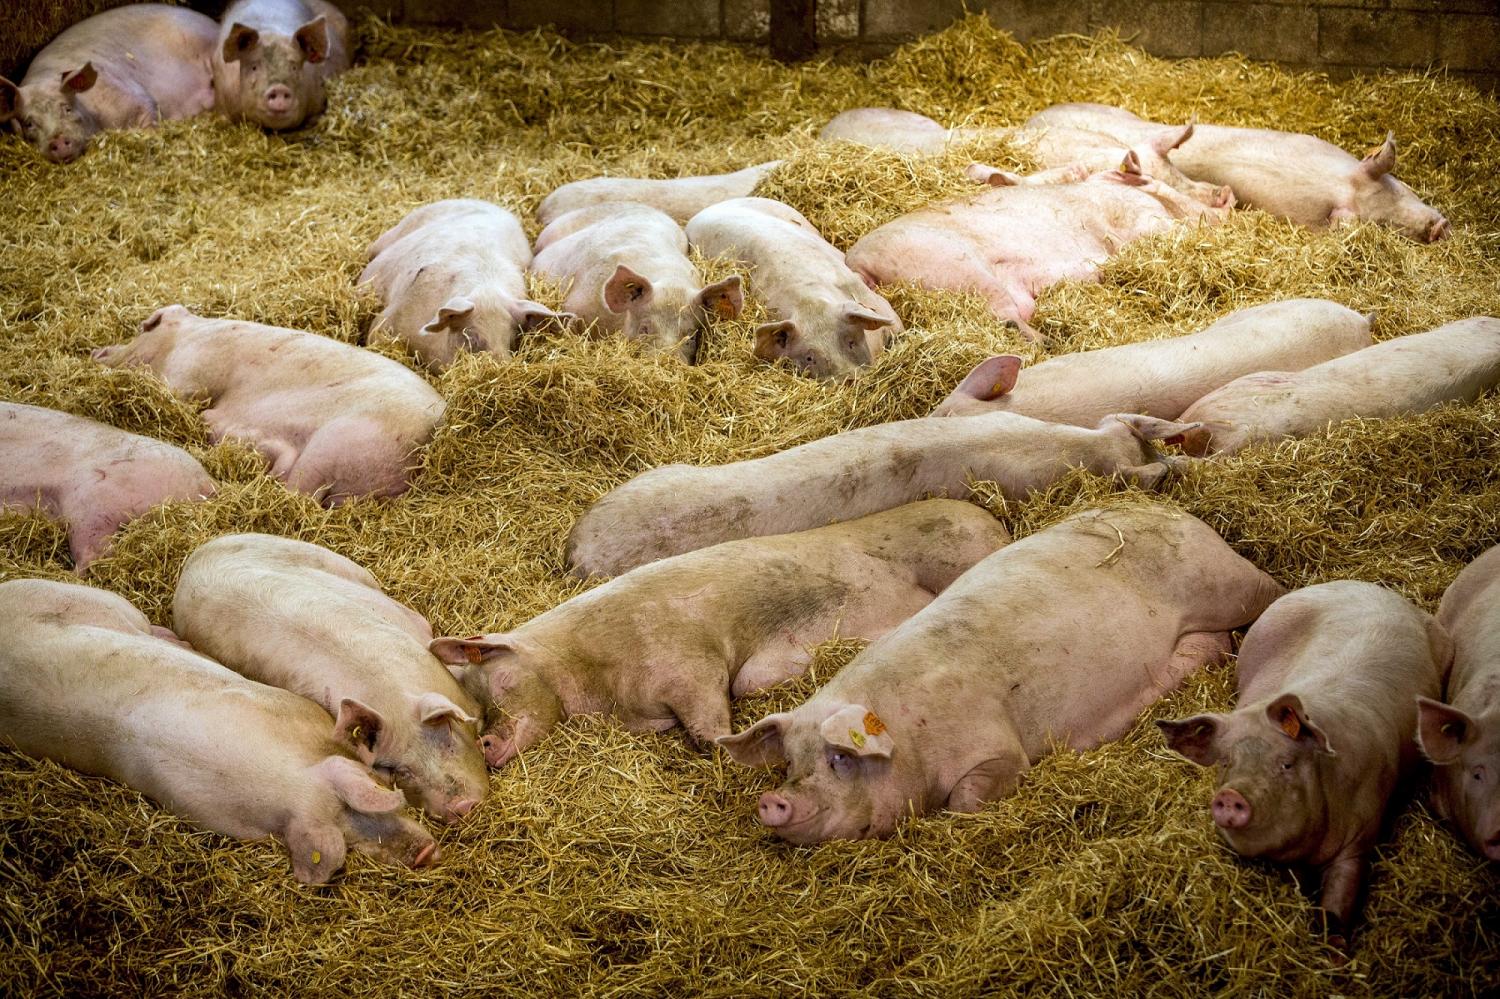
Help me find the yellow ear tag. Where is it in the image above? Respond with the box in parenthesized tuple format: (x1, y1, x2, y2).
(991, 381, 1008, 395)
(1279, 710, 1301, 739)
(311, 850, 321, 865)
(848, 728, 866, 749)
(863, 712, 886, 736)
(349, 725, 363, 743)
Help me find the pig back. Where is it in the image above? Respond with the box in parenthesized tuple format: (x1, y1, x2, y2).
(1438, 544, 1500, 701)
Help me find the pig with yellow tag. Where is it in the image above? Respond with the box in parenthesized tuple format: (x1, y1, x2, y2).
(1157, 580, 1450, 945)
(721, 505, 1284, 845)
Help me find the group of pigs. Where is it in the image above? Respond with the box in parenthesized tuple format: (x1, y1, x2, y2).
(1, 1, 349, 163)
(3, 0, 1498, 953)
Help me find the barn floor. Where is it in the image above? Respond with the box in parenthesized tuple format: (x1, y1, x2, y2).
(2, 13, 1498, 996)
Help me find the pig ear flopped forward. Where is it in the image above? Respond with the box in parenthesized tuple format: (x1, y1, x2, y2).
(223, 23, 260, 63)
(603, 264, 654, 313)
(424, 297, 476, 335)
(1266, 693, 1336, 755)
(61, 63, 97, 94)
(698, 275, 744, 320)
(1108, 413, 1203, 446)
(1149, 123, 1195, 156)
(1361, 132, 1397, 179)
(416, 692, 476, 728)
(333, 698, 385, 758)
(716, 713, 791, 767)
(1415, 696, 1476, 765)
(428, 635, 514, 666)
(955, 355, 1022, 401)
(1155, 715, 1223, 766)
(819, 705, 894, 759)
(753, 321, 798, 361)
(315, 756, 407, 815)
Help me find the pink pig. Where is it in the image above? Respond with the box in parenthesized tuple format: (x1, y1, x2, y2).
(213, 0, 350, 131)
(1422, 544, 1500, 862)
(1158, 581, 1449, 945)
(0, 577, 437, 884)
(845, 162, 1229, 339)
(0, 4, 218, 163)
(721, 505, 1284, 844)
(537, 162, 783, 226)
(92, 305, 445, 504)
(0, 402, 216, 572)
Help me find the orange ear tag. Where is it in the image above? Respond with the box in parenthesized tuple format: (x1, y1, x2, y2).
(464, 646, 483, 664)
(713, 297, 736, 319)
(863, 711, 887, 736)
(1279, 709, 1301, 739)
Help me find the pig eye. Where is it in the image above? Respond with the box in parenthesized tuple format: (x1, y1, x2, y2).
(828, 751, 857, 779)
(1474, 766, 1488, 783)
(1280, 758, 1295, 771)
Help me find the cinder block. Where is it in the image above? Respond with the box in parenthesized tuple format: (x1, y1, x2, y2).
(864, 0, 967, 40)
(984, 0, 1091, 43)
(401, 0, 507, 27)
(1203, 2, 1319, 64)
(508, 1, 612, 33)
(725, 0, 771, 41)
(616, 0, 721, 38)
(1090, 0, 1204, 59)
(1318, 8, 1438, 67)
(1438, 14, 1500, 72)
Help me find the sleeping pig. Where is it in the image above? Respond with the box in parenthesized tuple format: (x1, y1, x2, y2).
(0, 402, 216, 572)
(532, 201, 744, 362)
(92, 305, 446, 504)
(932, 299, 1374, 424)
(0, 577, 437, 883)
(1423, 543, 1500, 861)
(0, 3, 218, 163)
(173, 533, 489, 824)
(360, 199, 565, 371)
(685, 197, 901, 379)
(537, 161, 783, 226)
(431, 500, 1009, 767)
(1177, 316, 1500, 456)
(1158, 581, 1449, 943)
(720, 505, 1284, 843)
(567, 411, 1198, 578)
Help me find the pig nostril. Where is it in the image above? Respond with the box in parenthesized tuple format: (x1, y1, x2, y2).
(1211, 788, 1251, 830)
(1428, 219, 1450, 242)
(449, 798, 478, 821)
(757, 792, 792, 827)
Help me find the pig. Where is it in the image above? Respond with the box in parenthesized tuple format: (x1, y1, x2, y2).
(822, 108, 1230, 208)
(1422, 544, 1500, 861)
(172, 533, 488, 824)
(0, 4, 218, 163)
(1177, 316, 1500, 456)
(1157, 581, 1449, 943)
(91, 304, 446, 504)
(684, 197, 902, 379)
(0, 402, 216, 572)
(1025, 103, 1449, 242)
(532, 202, 745, 362)
(213, 0, 350, 131)
(360, 199, 565, 371)
(932, 299, 1374, 424)
(537, 161, 783, 226)
(720, 505, 1285, 844)
(0, 577, 437, 883)
(566, 410, 1199, 578)
(845, 161, 1230, 339)
(430, 500, 1009, 767)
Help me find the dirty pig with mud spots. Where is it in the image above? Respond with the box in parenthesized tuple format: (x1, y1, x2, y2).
(431, 500, 1009, 769)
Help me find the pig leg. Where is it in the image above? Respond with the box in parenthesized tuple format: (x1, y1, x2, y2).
(149, 625, 194, 649)
(658, 671, 734, 746)
(1159, 631, 1234, 687)
(1317, 850, 1368, 951)
(284, 419, 413, 505)
(202, 409, 300, 476)
(947, 734, 1030, 812)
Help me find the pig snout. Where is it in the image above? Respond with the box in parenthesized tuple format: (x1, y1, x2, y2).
(757, 791, 794, 828)
(263, 85, 295, 115)
(1211, 787, 1252, 830)
(46, 136, 82, 163)
(411, 840, 440, 868)
(445, 797, 479, 824)
(1426, 217, 1450, 243)
(479, 733, 516, 769)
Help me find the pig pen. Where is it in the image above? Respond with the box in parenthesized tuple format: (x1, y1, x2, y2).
(1, 12, 1498, 996)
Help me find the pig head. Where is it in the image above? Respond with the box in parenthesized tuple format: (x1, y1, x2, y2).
(0, 64, 104, 163)
(1418, 697, 1500, 862)
(329, 692, 486, 824)
(291, 753, 439, 883)
(218, 14, 333, 130)
(429, 634, 565, 769)
(752, 305, 893, 380)
(602, 264, 743, 363)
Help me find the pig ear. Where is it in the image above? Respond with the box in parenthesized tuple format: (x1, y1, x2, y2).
(140, 305, 176, 332)
(315, 756, 406, 815)
(416, 691, 476, 728)
(1416, 697, 1474, 765)
(717, 713, 790, 767)
(698, 275, 744, 320)
(333, 698, 385, 760)
(753, 320, 798, 361)
(1361, 132, 1397, 179)
(429, 634, 514, 666)
(840, 307, 894, 334)
(1149, 123, 1194, 156)
(507, 299, 563, 333)
(62, 63, 97, 94)
(1266, 694, 1335, 755)
(965, 162, 1022, 187)
(0, 78, 21, 121)
(294, 15, 331, 64)
(424, 296, 475, 335)
(1119, 149, 1143, 176)
(223, 23, 260, 63)
(285, 816, 347, 884)
(954, 355, 1022, 402)
(819, 704, 894, 759)
(603, 264, 653, 313)
(1156, 714, 1223, 766)
(1108, 413, 1203, 446)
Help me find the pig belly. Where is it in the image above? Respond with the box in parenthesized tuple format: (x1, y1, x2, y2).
(848, 225, 1031, 324)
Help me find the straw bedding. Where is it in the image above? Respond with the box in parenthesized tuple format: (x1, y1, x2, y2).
(2, 12, 1498, 996)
